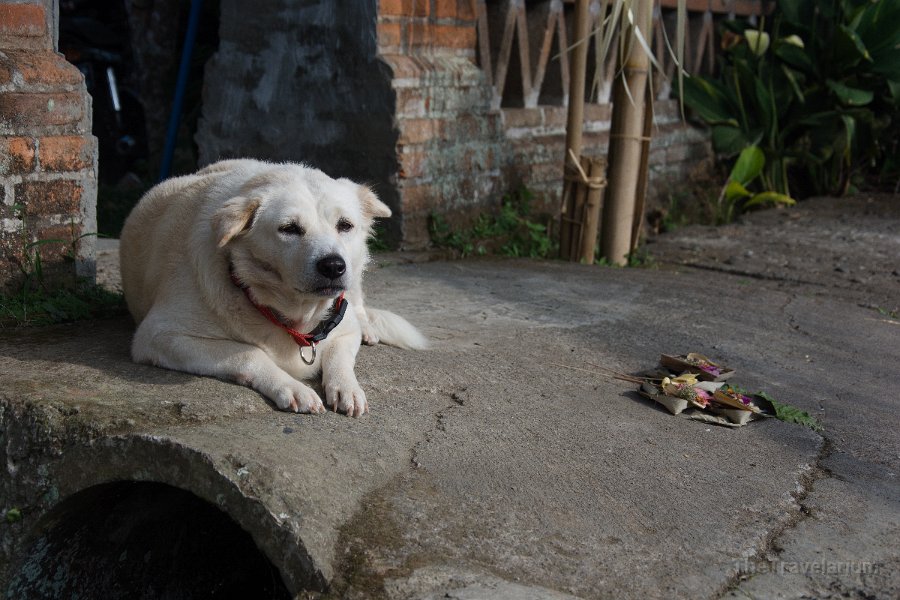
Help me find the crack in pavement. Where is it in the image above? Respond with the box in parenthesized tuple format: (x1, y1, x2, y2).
(714, 435, 834, 599)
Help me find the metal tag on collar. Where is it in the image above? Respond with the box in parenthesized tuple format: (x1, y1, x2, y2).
(299, 342, 317, 366)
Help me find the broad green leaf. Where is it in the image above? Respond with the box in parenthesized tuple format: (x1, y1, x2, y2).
(832, 23, 869, 71)
(855, 0, 900, 58)
(781, 64, 806, 102)
(841, 114, 856, 159)
(774, 43, 814, 73)
(839, 23, 872, 61)
(754, 76, 777, 141)
(778, 0, 815, 27)
(730, 146, 765, 186)
(888, 79, 900, 105)
(755, 391, 822, 431)
(724, 180, 752, 203)
(681, 76, 736, 124)
(711, 125, 749, 155)
(870, 50, 900, 81)
(744, 191, 796, 208)
(827, 79, 874, 106)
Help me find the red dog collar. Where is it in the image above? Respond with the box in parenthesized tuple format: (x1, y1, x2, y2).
(229, 267, 347, 365)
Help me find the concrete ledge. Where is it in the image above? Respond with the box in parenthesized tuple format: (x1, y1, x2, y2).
(2, 224, 898, 597)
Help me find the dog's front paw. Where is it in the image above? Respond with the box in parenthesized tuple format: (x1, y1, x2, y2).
(273, 380, 326, 414)
(360, 322, 380, 346)
(325, 379, 368, 417)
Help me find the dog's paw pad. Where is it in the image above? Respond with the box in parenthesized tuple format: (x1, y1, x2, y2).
(326, 383, 368, 417)
(276, 383, 324, 414)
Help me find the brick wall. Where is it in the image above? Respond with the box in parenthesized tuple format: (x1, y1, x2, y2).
(0, 0, 97, 293)
(378, 0, 508, 248)
(501, 100, 710, 214)
(377, 1, 710, 248)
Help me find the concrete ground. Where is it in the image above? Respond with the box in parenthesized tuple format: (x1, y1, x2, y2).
(1, 195, 898, 599)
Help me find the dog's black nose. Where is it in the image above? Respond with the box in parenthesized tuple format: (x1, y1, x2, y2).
(316, 254, 346, 279)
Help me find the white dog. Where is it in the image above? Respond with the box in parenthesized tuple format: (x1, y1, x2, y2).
(119, 159, 427, 417)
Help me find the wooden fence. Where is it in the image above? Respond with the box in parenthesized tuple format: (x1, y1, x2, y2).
(472, 0, 772, 109)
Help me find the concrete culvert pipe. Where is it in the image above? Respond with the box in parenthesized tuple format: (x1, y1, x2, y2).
(6, 481, 291, 599)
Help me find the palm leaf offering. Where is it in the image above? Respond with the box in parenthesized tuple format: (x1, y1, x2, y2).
(631, 354, 821, 431)
(659, 353, 735, 381)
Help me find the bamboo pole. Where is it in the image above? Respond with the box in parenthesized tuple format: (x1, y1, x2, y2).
(578, 156, 607, 262)
(630, 83, 654, 252)
(600, 0, 654, 265)
(559, 0, 591, 261)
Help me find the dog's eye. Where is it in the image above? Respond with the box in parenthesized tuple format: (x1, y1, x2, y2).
(278, 223, 305, 236)
(336, 218, 354, 233)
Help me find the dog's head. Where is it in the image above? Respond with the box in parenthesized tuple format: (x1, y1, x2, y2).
(212, 165, 390, 311)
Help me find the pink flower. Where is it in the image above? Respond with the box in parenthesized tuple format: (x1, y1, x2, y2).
(699, 364, 722, 376)
(694, 388, 712, 407)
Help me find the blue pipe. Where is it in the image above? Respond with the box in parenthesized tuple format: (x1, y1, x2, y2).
(158, 0, 205, 181)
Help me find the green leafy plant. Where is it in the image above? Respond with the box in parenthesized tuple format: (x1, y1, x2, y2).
(756, 391, 823, 432)
(681, 0, 900, 198)
(0, 284, 125, 328)
(595, 246, 655, 268)
(3, 206, 125, 327)
(429, 187, 556, 259)
(5, 508, 22, 524)
(719, 146, 796, 223)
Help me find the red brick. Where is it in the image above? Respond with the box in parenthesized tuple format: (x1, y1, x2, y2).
(401, 212, 432, 249)
(39, 135, 93, 172)
(0, 53, 12, 85)
(379, 0, 429, 17)
(398, 183, 436, 214)
(458, 0, 476, 20)
(434, 0, 457, 19)
(0, 3, 46, 38)
(406, 21, 431, 48)
(395, 88, 426, 117)
(584, 103, 612, 122)
(0, 136, 35, 174)
(14, 180, 83, 216)
(32, 224, 78, 262)
(398, 147, 429, 179)
(4, 50, 84, 87)
(0, 92, 85, 130)
(542, 106, 568, 129)
(377, 21, 403, 49)
(503, 108, 542, 129)
(398, 118, 437, 144)
(381, 54, 423, 79)
(431, 24, 476, 49)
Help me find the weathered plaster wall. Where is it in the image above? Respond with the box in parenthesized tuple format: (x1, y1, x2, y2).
(195, 0, 402, 243)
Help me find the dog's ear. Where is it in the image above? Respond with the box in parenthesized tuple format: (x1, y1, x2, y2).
(359, 186, 392, 219)
(212, 196, 261, 247)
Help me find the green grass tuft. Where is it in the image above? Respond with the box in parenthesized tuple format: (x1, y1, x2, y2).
(0, 284, 126, 328)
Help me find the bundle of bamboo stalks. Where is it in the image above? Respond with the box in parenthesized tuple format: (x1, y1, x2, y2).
(560, 0, 655, 266)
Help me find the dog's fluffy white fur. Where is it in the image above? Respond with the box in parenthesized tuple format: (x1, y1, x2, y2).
(119, 159, 426, 416)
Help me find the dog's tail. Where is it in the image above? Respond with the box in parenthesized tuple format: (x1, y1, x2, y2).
(366, 308, 429, 350)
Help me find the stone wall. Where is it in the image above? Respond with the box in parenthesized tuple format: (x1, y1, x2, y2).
(0, 0, 97, 293)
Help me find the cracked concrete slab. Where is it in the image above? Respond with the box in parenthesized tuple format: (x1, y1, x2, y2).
(2, 198, 899, 599)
